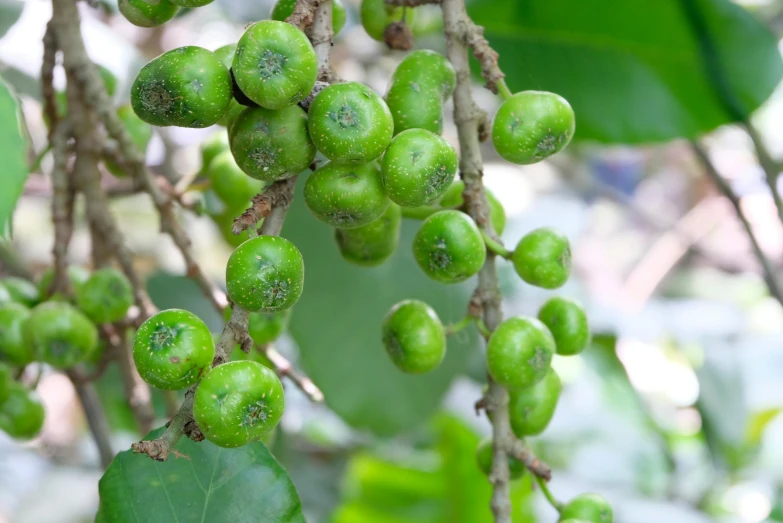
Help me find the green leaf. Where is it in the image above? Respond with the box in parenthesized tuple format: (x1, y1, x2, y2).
(284, 182, 476, 436)
(0, 0, 22, 39)
(469, 0, 783, 143)
(0, 76, 29, 237)
(745, 407, 782, 448)
(96, 427, 305, 523)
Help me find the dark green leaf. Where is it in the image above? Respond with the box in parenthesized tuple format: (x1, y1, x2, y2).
(96, 427, 305, 523)
(0, 0, 22, 39)
(0, 75, 29, 237)
(284, 182, 477, 436)
(469, 0, 783, 143)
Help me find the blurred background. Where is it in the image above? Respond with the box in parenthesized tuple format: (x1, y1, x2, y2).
(1, 0, 783, 521)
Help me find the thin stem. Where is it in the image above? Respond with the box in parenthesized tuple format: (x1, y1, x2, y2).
(535, 475, 563, 512)
(496, 79, 513, 101)
(475, 317, 492, 339)
(744, 123, 783, 224)
(445, 315, 474, 335)
(67, 372, 114, 469)
(30, 144, 52, 173)
(482, 230, 511, 259)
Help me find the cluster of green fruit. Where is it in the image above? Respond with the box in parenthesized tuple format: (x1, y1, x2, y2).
(0, 267, 134, 439)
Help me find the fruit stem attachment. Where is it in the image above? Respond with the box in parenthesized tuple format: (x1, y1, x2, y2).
(496, 79, 513, 101)
(475, 317, 492, 339)
(535, 475, 563, 512)
(445, 315, 474, 335)
(481, 229, 511, 259)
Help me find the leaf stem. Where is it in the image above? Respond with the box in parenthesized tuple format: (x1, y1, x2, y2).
(481, 229, 511, 259)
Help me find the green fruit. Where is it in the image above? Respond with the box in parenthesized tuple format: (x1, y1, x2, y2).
(0, 363, 10, 402)
(512, 227, 571, 289)
(304, 161, 389, 228)
(170, 0, 213, 6)
(228, 105, 315, 181)
(381, 128, 458, 207)
(391, 49, 456, 100)
(214, 44, 236, 68)
(386, 87, 444, 135)
(360, 0, 406, 41)
(308, 82, 394, 164)
(220, 101, 245, 130)
(508, 367, 561, 437)
(208, 150, 264, 208)
(476, 437, 525, 480)
(233, 20, 317, 109)
(38, 266, 90, 300)
(226, 236, 304, 312)
(119, 0, 179, 28)
(212, 44, 245, 129)
(106, 105, 153, 177)
(0, 303, 32, 366)
(131, 46, 232, 128)
(223, 306, 290, 346)
(0, 277, 39, 307)
(193, 360, 285, 448)
(439, 180, 506, 235)
(75, 268, 134, 324)
(537, 297, 590, 356)
(559, 494, 613, 523)
(0, 384, 45, 440)
(382, 300, 445, 373)
(132, 309, 215, 390)
(23, 302, 98, 369)
(486, 316, 555, 389)
(271, 0, 347, 35)
(492, 91, 575, 165)
(335, 203, 402, 267)
(200, 130, 230, 172)
(412, 210, 486, 284)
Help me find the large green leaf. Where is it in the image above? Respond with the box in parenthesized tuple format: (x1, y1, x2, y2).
(284, 182, 477, 436)
(96, 427, 305, 523)
(469, 0, 783, 143)
(0, 75, 29, 237)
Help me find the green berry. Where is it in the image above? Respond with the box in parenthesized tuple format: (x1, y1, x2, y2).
(131, 46, 232, 128)
(38, 266, 89, 300)
(271, 0, 347, 35)
(212, 44, 244, 129)
(226, 236, 304, 313)
(119, 0, 178, 28)
(492, 91, 575, 165)
(335, 203, 402, 267)
(193, 360, 285, 448)
(304, 161, 389, 228)
(0, 384, 45, 440)
(228, 105, 315, 181)
(233, 21, 317, 109)
(75, 268, 134, 324)
(439, 180, 507, 235)
(390, 49, 456, 100)
(308, 82, 394, 164)
(0, 277, 39, 307)
(0, 303, 33, 366)
(208, 150, 264, 208)
(559, 494, 613, 523)
(381, 299, 445, 374)
(106, 105, 153, 177)
(132, 309, 215, 390)
(200, 130, 230, 173)
(512, 227, 571, 289)
(360, 0, 407, 41)
(476, 437, 525, 480)
(23, 302, 98, 369)
(412, 210, 486, 284)
(508, 367, 561, 437)
(486, 316, 555, 389)
(381, 128, 458, 207)
(170, 0, 213, 6)
(537, 297, 590, 356)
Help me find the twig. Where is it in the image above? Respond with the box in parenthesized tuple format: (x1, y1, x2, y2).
(67, 371, 115, 469)
(744, 123, 783, 224)
(286, 0, 319, 30)
(116, 332, 156, 434)
(233, 177, 298, 235)
(41, 23, 59, 137)
(48, 122, 74, 298)
(264, 346, 324, 402)
(259, 176, 299, 236)
(308, 0, 334, 81)
(507, 438, 551, 480)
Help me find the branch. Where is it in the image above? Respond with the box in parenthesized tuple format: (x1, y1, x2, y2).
(67, 371, 115, 469)
(286, 0, 319, 31)
(233, 177, 298, 235)
(744, 123, 783, 225)
(448, 14, 505, 94)
(264, 345, 324, 402)
(308, 0, 334, 80)
(48, 122, 75, 298)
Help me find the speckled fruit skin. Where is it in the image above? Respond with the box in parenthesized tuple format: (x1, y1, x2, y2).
(119, 0, 178, 28)
(335, 203, 402, 267)
(132, 309, 215, 390)
(538, 297, 590, 356)
(233, 21, 317, 110)
(212, 44, 244, 129)
(439, 180, 507, 235)
(193, 360, 285, 448)
(308, 82, 394, 164)
(304, 162, 390, 229)
(170, 0, 213, 6)
(512, 227, 572, 289)
(131, 46, 232, 128)
(0, 277, 39, 307)
(0, 384, 44, 440)
(38, 266, 89, 300)
(476, 437, 525, 480)
(382, 128, 458, 207)
(360, 0, 407, 41)
(272, 0, 347, 35)
(381, 300, 445, 374)
(200, 130, 230, 172)
(223, 306, 290, 346)
(75, 268, 134, 325)
(508, 367, 561, 437)
(486, 316, 555, 389)
(412, 210, 486, 284)
(492, 91, 575, 165)
(106, 105, 153, 177)
(559, 494, 613, 523)
(208, 150, 264, 208)
(226, 236, 304, 312)
(228, 105, 315, 182)
(23, 302, 98, 369)
(0, 303, 32, 366)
